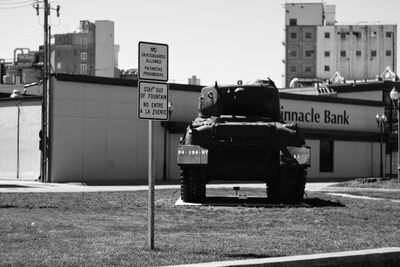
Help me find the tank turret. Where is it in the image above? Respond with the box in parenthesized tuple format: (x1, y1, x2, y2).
(198, 79, 280, 119)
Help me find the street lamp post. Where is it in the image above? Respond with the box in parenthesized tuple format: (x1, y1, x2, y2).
(376, 113, 387, 178)
(162, 102, 174, 181)
(389, 87, 400, 183)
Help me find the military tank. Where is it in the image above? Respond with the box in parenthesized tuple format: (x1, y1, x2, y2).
(177, 79, 311, 203)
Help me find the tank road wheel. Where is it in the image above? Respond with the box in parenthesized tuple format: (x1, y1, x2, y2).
(267, 166, 307, 203)
(180, 167, 206, 203)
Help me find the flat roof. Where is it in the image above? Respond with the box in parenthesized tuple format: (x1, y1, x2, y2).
(52, 73, 383, 107)
(53, 73, 204, 92)
(328, 80, 400, 93)
(280, 92, 382, 107)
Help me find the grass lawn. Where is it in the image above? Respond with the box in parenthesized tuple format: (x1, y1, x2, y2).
(329, 178, 400, 200)
(1, 188, 400, 266)
(330, 191, 400, 201)
(331, 178, 400, 189)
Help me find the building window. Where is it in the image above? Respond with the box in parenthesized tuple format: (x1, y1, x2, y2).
(82, 37, 87, 45)
(305, 32, 312, 39)
(324, 51, 330, 57)
(371, 50, 377, 57)
(305, 66, 312, 72)
(320, 140, 333, 172)
(356, 50, 362, 57)
(386, 50, 392, 56)
(324, 32, 330, 38)
(324, 65, 330, 71)
(289, 18, 297, 26)
(81, 52, 87, 60)
(353, 32, 361, 38)
(290, 32, 297, 39)
(80, 64, 87, 74)
(290, 66, 296, 73)
(339, 32, 347, 40)
(289, 50, 297, 57)
(386, 32, 394, 38)
(340, 50, 346, 57)
(305, 50, 313, 57)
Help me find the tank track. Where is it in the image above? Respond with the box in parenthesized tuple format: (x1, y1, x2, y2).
(180, 167, 206, 203)
(267, 166, 307, 203)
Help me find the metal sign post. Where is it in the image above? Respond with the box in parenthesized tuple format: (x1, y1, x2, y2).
(148, 119, 155, 250)
(138, 41, 169, 250)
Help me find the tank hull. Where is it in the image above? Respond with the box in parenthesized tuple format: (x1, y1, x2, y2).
(177, 81, 311, 203)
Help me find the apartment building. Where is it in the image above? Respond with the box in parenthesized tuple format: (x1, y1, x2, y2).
(284, 2, 397, 87)
(52, 20, 119, 78)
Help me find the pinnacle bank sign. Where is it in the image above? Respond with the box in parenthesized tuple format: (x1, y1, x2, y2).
(281, 106, 350, 125)
(280, 99, 381, 132)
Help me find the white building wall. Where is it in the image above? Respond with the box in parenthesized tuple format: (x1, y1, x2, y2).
(331, 24, 397, 80)
(114, 44, 120, 69)
(306, 140, 381, 179)
(50, 79, 165, 183)
(324, 5, 336, 25)
(95, 20, 115, 78)
(337, 91, 382, 101)
(368, 25, 382, 77)
(382, 25, 397, 73)
(50, 78, 201, 183)
(351, 26, 366, 79)
(316, 26, 336, 79)
(49, 77, 386, 183)
(336, 26, 352, 78)
(280, 98, 383, 180)
(0, 101, 41, 179)
(169, 89, 199, 122)
(0, 105, 18, 178)
(285, 3, 323, 26)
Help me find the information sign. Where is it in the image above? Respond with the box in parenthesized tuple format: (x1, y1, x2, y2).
(138, 42, 168, 81)
(138, 81, 169, 120)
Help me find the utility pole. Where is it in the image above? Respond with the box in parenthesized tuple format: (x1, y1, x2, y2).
(41, 0, 49, 183)
(35, 0, 59, 183)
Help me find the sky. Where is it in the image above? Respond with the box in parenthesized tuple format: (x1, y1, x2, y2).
(0, 0, 399, 87)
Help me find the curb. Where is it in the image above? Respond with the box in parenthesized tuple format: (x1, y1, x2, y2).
(170, 247, 400, 267)
(322, 186, 400, 192)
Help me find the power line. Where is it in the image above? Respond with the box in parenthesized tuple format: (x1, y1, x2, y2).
(0, 0, 34, 6)
(0, 2, 33, 9)
(0, 0, 34, 4)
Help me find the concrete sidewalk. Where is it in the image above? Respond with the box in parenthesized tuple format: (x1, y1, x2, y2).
(0, 179, 337, 193)
(171, 247, 400, 267)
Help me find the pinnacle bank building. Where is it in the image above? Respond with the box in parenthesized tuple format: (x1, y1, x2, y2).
(280, 91, 384, 180)
(0, 73, 398, 183)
